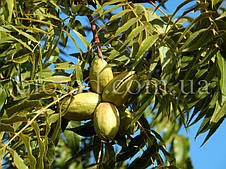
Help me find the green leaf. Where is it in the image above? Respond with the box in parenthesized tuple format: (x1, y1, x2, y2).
(75, 64, 83, 87)
(10, 25, 38, 43)
(217, 52, 226, 98)
(179, 28, 211, 52)
(31, 122, 45, 169)
(216, 11, 226, 20)
(116, 134, 146, 162)
(29, 91, 56, 100)
(0, 123, 14, 132)
(6, 0, 14, 22)
(0, 87, 7, 108)
(11, 53, 30, 63)
(41, 75, 71, 83)
(210, 100, 226, 123)
(201, 117, 224, 146)
(7, 34, 32, 52)
(105, 143, 116, 167)
(0, 115, 27, 124)
(115, 55, 129, 62)
(6, 100, 42, 117)
(109, 9, 131, 22)
(64, 121, 81, 153)
(72, 29, 89, 49)
(63, 29, 83, 56)
(102, 0, 125, 7)
(0, 26, 11, 32)
(133, 34, 159, 69)
(0, 132, 4, 167)
(67, 121, 95, 137)
(115, 17, 140, 36)
(54, 62, 77, 70)
(131, 94, 154, 126)
(127, 146, 157, 169)
(173, 135, 190, 168)
(121, 26, 144, 48)
(19, 133, 36, 169)
(169, 0, 194, 25)
(212, 0, 223, 7)
(93, 136, 102, 163)
(8, 147, 29, 169)
(71, 4, 93, 16)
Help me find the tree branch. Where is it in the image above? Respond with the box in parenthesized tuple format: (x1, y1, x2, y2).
(76, 0, 165, 8)
(87, 14, 103, 59)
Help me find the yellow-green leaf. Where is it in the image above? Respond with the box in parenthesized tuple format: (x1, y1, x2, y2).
(41, 76, 71, 83)
(6, 0, 14, 22)
(8, 147, 29, 169)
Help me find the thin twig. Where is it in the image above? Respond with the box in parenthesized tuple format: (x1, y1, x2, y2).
(3, 87, 78, 149)
(87, 15, 103, 59)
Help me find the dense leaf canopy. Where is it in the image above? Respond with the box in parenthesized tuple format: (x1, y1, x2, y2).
(0, 0, 225, 168)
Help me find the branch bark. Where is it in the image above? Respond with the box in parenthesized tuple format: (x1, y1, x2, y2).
(87, 15, 103, 59)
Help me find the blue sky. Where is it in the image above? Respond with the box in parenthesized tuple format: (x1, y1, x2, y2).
(160, 1, 226, 168)
(60, 1, 226, 168)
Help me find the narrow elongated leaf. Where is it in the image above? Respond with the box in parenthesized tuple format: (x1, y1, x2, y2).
(133, 34, 158, 69)
(54, 62, 77, 70)
(20, 133, 36, 169)
(105, 143, 116, 167)
(8, 147, 29, 169)
(121, 26, 144, 49)
(6, 100, 42, 116)
(127, 146, 157, 169)
(168, 0, 194, 25)
(0, 123, 14, 132)
(201, 117, 224, 146)
(216, 11, 226, 20)
(63, 29, 82, 55)
(71, 4, 93, 16)
(131, 94, 154, 126)
(15, 26, 47, 34)
(116, 134, 146, 162)
(217, 52, 226, 97)
(0, 87, 7, 108)
(210, 101, 226, 123)
(115, 17, 140, 36)
(102, 0, 125, 7)
(0, 26, 11, 32)
(109, 9, 131, 22)
(0, 115, 27, 124)
(6, 0, 14, 22)
(7, 34, 32, 51)
(29, 92, 56, 100)
(93, 136, 102, 163)
(64, 121, 81, 153)
(17, 17, 56, 27)
(0, 132, 4, 166)
(76, 64, 83, 87)
(41, 75, 71, 83)
(67, 121, 95, 137)
(212, 0, 223, 7)
(11, 54, 30, 63)
(173, 135, 190, 168)
(195, 109, 214, 137)
(73, 29, 89, 48)
(10, 25, 38, 43)
(31, 122, 45, 169)
(103, 4, 125, 16)
(179, 28, 211, 52)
